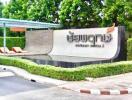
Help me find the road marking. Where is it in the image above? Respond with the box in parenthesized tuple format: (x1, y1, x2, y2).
(110, 90, 120, 95)
(0, 72, 15, 78)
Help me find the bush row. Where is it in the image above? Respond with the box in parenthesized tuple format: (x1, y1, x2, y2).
(0, 37, 25, 49)
(127, 38, 132, 60)
(0, 56, 132, 81)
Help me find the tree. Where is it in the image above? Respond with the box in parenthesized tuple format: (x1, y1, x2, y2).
(0, 1, 3, 17)
(2, 0, 28, 19)
(124, 0, 132, 33)
(3, 0, 61, 23)
(27, 0, 61, 23)
(27, 0, 48, 21)
(46, 0, 61, 23)
(102, 0, 132, 28)
(59, 0, 103, 28)
(0, 2, 4, 36)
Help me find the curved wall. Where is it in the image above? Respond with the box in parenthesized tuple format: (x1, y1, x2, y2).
(24, 27, 126, 60)
(25, 30, 53, 54)
(50, 27, 119, 59)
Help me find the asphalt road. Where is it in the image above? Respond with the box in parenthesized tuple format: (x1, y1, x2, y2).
(0, 71, 132, 100)
(0, 76, 54, 96)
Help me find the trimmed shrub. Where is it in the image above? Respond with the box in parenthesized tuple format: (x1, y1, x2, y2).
(0, 56, 85, 81)
(127, 38, 132, 60)
(0, 37, 25, 49)
(0, 56, 132, 81)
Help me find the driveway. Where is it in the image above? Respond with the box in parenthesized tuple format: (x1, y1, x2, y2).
(0, 69, 132, 100)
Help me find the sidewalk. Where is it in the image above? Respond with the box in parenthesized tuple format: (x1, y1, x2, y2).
(59, 73, 132, 95)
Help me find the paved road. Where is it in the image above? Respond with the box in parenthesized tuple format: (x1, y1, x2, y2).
(0, 76, 54, 96)
(0, 86, 132, 100)
(0, 71, 132, 100)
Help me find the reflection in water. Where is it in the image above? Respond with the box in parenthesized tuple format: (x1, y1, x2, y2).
(19, 55, 115, 68)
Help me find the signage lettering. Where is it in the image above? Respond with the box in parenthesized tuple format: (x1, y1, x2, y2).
(67, 31, 112, 45)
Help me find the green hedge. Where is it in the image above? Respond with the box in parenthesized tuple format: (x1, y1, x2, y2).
(0, 56, 132, 81)
(127, 38, 132, 60)
(0, 37, 25, 49)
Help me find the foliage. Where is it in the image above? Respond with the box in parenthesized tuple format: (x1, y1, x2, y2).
(0, 1, 3, 17)
(2, 0, 61, 23)
(102, 0, 132, 29)
(0, 37, 25, 49)
(1, 0, 132, 38)
(0, 2, 4, 35)
(0, 28, 25, 37)
(46, 0, 61, 23)
(2, 0, 28, 19)
(0, 56, 132, 81)
(2, 0, 132, 30)
(27, 0, 48, 21)
(127, 38, 132, 60)
(59, 0, 103, 28)
(27, 0, 61, 23)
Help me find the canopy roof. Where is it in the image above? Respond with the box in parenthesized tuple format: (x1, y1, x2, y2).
(0, 18, 62, 53)
(0, 18, 62, 28)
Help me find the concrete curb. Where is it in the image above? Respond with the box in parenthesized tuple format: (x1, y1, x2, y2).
(0, 65, 67, 86)
(80, 88, 132, 95)
(0, 72, 15, 77)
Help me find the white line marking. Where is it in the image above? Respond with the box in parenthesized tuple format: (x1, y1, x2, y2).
(127, 88, 132, 93)
(90, 89, 101, 95)
(110, 90, 120, 95)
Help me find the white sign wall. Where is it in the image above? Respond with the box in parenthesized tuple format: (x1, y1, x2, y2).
(49, 27, 119, 59)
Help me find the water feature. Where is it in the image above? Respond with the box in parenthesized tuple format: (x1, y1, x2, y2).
(19, 55, 116, 68)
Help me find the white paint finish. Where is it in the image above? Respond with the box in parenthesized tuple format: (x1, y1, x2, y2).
(129, 85, 132, 88)
(127, 88, 132, 93)
(90, 89, 101, 95)
(110, 90, 120, 95)
(50, 27, 118, 59)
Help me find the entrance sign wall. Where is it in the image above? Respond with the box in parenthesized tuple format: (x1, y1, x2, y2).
(25, 26, 126, 60)
(50, 27, 119, 59)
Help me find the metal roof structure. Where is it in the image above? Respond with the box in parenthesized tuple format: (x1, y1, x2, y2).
(0, 18, 62, 53)
(0, 18, 62, 28)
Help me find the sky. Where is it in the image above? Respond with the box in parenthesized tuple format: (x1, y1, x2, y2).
(0, 0, 10, 5)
